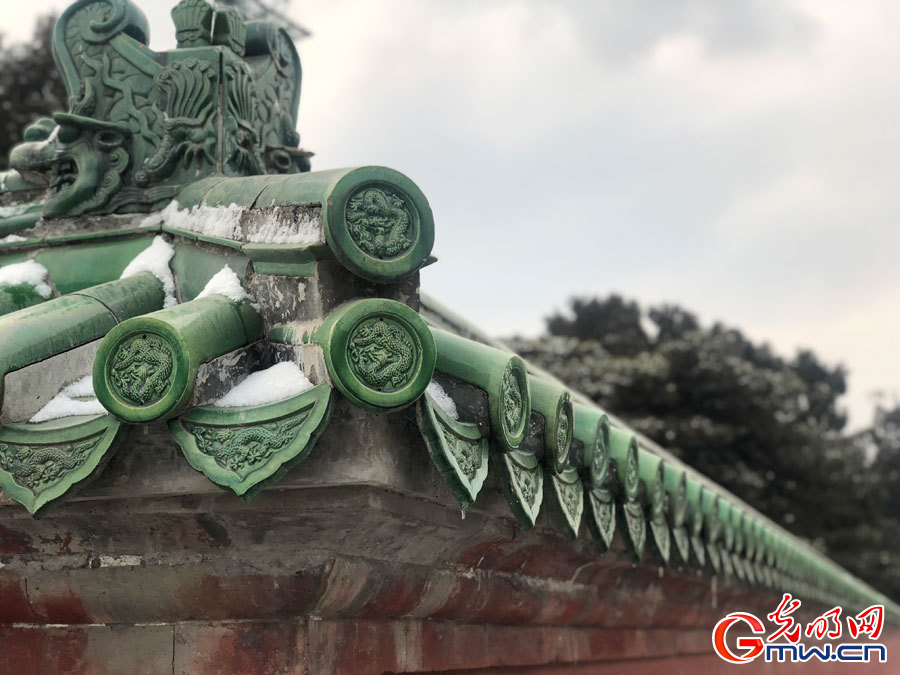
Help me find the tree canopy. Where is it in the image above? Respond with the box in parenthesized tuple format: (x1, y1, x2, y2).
(0, 15, 66, 170)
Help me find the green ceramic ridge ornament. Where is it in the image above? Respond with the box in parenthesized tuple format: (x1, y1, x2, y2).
(94, 295, 263, 422)
(746, 517, 761, 565)
(701, 487, 723, 574)
(608, 426, 639, 501)
(684, 476, 707, 568)
(717, 496, 735, 553)
(416, 391, 489, 510)
(0, 414, 125, 515)
(493, 448, 543, 529)
(618, 499, 646, 562)
(320, 167, 434, 283)
(663, 463, 690, 565)
(585, 486, 616, 552)
(3, 0, 307, 225)
(315, 299, 435, 413)
(0, 272, 165, 406)
(573, 403, 609, 489)
(638, 449, 670, 566)
(169, 382, 332, 501)
(431, 328, 531, 453)
(544, 466, 583, 538)
(528, 377, 573, 475)
(725, 503, 746, 582)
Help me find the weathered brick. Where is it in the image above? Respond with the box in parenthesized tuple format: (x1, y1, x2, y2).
(174, 621, 306, 675)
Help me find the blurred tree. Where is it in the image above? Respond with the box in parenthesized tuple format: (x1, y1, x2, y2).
(510, 295, 896, 600)
(0, 15, 66, 170)
(858, 405, 900, 601)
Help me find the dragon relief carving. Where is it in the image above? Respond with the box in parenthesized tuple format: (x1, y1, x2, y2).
(224, 60, 265, 176)
(591, 433, 607, 483)
(555, 475, 582, 522)
(347, 317, 416, 391)
(136, 58, 217, 186)
(624, 445, 639, 497)
(650, 483, 666, 524)
(501, 366, 525, 434)
(345, 187, 413, 259)
(110, 334, 175, 405)
(623, 500, 646, 553)
(183, 411, 310, 478)
(508, 456, 539, 508)
(556, 409, 570, 460)
(0, 435, 101, 492)
(589, 488, 615, 543)
(434, 418, 482, 481)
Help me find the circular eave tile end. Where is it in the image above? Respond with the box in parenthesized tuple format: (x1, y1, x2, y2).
(495, 356, 531, 452)
(324, 167, 435, 284)
(547, 391, 573, 473)
(322, 299, 436, 413)
(93, 319, 193, 423)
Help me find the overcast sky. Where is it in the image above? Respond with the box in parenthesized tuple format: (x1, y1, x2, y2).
(5, 0, 899, 428)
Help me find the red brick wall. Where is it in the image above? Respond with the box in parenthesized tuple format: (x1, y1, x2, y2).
(1, 620, 897, 674)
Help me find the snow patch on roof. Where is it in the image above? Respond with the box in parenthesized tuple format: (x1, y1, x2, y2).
(144, 200, 244, 240)
(30, 375, 106, 423)
(144, 200, 321, 245)
(0, 234, 26, 243)
(196, 265, 251, 303)
(120, 235, 177, 307)
(245, 206, 321, 245)
(214, 362, 314, 408)
(0, 260, 52, 298)
(0, 204, 34, 219)
(426, 380, 458, 420)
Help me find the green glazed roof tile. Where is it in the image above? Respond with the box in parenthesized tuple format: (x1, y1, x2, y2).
(170, 382, 332, 501)
(0, 414, 125, 515)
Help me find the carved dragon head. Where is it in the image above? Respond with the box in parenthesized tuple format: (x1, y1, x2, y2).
(5, 0, 309, 220)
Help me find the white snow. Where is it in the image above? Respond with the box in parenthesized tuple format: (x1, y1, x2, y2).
(145, 200, 321, 245)
(120, 235, 177, 307)
(0, 260, 52, 298)
(214, 362, 314, 408)
(245, 206, 321, 245)
(0, 234, 26, 243)
(196, 265, 251, 303)
(426, 380, 458, 420)
(144, 200, 244, 240)
(0, 204, 34, 219)
(30, 375, 106, 423)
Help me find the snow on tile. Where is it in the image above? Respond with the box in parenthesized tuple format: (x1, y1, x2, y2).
(196, 265, 251, 303)
(145, 200, 245, 240)
(30, 375, 106, 423)
(0, 259, 52, 298)
(0, 234, 26, 243)
(145, 200, 321, 245)
(120, 235, 177, 307)
(426, 380, 458, 420)
(214, 362, 314, 408)
(245, 206, 321, 245)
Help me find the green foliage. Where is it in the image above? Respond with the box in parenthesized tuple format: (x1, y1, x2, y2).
(0, 15, 66, 170)
(510, 295, 898, 600)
